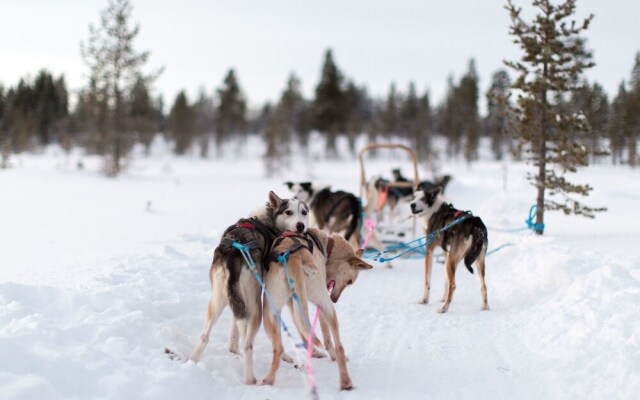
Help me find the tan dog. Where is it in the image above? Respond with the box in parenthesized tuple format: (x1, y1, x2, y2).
(261, 228, 373, 390)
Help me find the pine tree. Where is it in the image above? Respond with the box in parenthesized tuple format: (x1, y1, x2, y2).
(5, 79, 36, 153)
(382, 83, 400, 138)
(569, 81, 609, 161)
(263, 103, 289, 176)
(441, 76, 462, 157)
(193, 89, 215, 158)
(608, 83, 628, 165)
(486, 70, 512, 160)
(313, 49, 346, 157)
(505, 0, 605, 233)
(129, 76, 156, 155)
(414, 90, 433, 160)
(625, 52, 640, 167)
(401, 82, 419, 139)
(81, 0, 160, 176)
(459, 60, 481, 162)
(215, 69, 246, 156)
(169, 91, 194, 155)
(344, 81, 365, 154)
(0, 84, 8, 168)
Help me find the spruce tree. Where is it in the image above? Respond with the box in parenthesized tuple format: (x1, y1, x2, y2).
(505, 0, 605, 233)
(441, 76, 463, 157)
(169, 91, 194, 155)
(486, 70, 512, 160)
(129, 76, 156, 155)
(608, 83, 627, 165)
(569, 82, 609, 161)
(215, 69, 246, 156)
(625, 53, 640, 167)
(382, 83, 400, 138)
(193, 89, 215, 158)
(344, 81, 365, 154)
(313, 49, 345, 157)
(0, 84, 8, 168)
(401, 82, 419, 139)
(415, 90, 433, 160)
(459, 60, 481, 162)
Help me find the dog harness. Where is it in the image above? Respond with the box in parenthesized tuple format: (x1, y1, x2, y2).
(219, 218, 279, 266)
(269, 231, 332, 262)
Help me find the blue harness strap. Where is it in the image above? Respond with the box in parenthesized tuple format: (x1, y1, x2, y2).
(231, 242, 293, 336)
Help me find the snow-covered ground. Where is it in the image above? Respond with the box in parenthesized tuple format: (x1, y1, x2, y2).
(1, 137, 638, 400)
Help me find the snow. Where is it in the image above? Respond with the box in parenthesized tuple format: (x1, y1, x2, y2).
(1, 137, 639, 400)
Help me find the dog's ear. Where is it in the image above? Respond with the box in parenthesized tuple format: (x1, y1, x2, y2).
(301, 182, 312, 191)
(284, 181, 294, 189)
(351, 257, 373, 270)
(268, 191, 283, 209)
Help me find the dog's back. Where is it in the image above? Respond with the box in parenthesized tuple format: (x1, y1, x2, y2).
(310, 189, 361, 241)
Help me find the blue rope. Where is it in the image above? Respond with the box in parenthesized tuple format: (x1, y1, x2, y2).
(485, 242, 515, 256)
(231, 242, 292, 336)
(365, 215, 470, 263)
(488, 205, 544, 233)
(277, 252, 313, 331)
(525, 205, 545, 231)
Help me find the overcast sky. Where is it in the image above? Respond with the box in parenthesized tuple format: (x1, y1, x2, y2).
(1, 0, 639, 110)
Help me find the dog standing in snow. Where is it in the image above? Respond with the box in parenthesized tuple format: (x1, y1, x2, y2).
(187, 191, 309, 384)
(409, 186, 489, 313)
(262, 228, 373, 390)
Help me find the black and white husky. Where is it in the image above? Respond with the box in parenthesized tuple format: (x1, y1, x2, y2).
(409, 186, 489, 313)
(285, 181, 361, 244)
(187, 191, 309, 384)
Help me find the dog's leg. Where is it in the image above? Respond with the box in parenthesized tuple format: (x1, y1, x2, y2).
(228, 317, 239, 354)
(476, 250, 489, 310)
(420, 246, 435, 304)
(189, 267, 227, 362)
(262, 294, 284, 386)
(438, 255, 458, 314)
(262, 267, 292, 386)
(238, 279, 262, 385)
(289, 265, 326, 359)
(319, 312, 336, 361)
(320, 299, 353, 390)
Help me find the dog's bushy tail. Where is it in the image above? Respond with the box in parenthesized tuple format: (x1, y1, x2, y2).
(464, 219, 488, 274)
(223, 253, 248, 319)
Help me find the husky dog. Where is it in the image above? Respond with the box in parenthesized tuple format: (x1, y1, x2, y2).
(262, 228, 373, 390)
(284, 182, 361, 244)
(187, 191, 309, 385)
(409, 186, 489, 313)
(370, 170, 452, 223)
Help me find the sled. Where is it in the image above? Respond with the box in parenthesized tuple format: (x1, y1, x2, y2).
(358, 143, 420, 246)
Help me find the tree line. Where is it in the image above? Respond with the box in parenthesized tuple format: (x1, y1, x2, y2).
(0, 0, 638, 176)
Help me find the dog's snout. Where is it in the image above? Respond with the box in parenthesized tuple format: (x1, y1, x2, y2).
(296, 222, 305, 232)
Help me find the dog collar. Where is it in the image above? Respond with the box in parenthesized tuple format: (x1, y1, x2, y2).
(326, 237, 334, 259)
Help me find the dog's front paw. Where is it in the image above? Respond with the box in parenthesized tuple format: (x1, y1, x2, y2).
(262, 376, 275, 386)
(281, 352, 293, 363)
(312, 347, 327, 358)
(418, 298, 428, 305)
(244, 376, 257, 385)
(481, 304, 490, 311)
(437, 306, 448, 314)
(340, 378, 354, 391)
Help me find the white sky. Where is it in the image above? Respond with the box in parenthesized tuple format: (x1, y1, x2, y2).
(1, 0, 638, 111)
